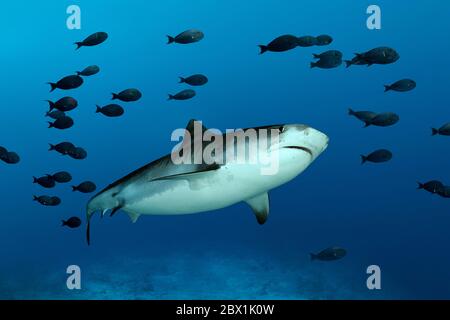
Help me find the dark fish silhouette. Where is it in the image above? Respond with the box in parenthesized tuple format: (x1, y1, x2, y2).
(72, 181, 97, 193)
(52, 171, 72, 183)
(0, 151, 20, 164)
(315, 34, 333, 46)
(313, 50, 342, 60)
(48, 75, 83, 92)
(111, 89, 142, 102)
(348, 108, 377, 123)
(67, 147, 87, 160)
(437, 186, 450, 198)
(310, 247, 346, 261)
(0, 146, 7, 159)
(75, 32, 108, 49)
(259, 35, 299, 54)
(49, 142, 75, 155)
(418, 180, 444, 194)
(179, 74, 208, 86)
(361, 149, 393, 164)
(96, 104, 124, 117)
(296, 35, 317, 47)
(77, 65, 100, 76)
(432, 123, 450, 136)
(45, 110, 66, 120)
(168, 89, 196, 100)
(46, 97, 78, 112)
(167, 29, 204, 44)
(33, 175, 56, 189)
(33, 195, 61, 206)
(384, 79, 416, 92)
(62, 217, 82, 228)
(310, 51, 343, 69)
(346, 47, 399, 67)
(48, 115, 74, 129)
(364, 112, 399, 127)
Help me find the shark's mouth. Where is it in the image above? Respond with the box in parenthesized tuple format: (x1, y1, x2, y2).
(284, 146, 313, 158)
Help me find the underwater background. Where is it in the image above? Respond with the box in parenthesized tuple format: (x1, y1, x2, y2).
(1, 0, 450, 299)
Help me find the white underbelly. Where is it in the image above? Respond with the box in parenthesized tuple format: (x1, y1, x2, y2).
(122, 150, 311, 215)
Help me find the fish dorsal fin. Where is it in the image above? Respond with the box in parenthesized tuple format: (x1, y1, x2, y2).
(127, 212, 141, 223)
(245, 192, 270, 225)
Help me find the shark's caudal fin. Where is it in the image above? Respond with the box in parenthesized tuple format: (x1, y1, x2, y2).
(245, 192, 270, 225)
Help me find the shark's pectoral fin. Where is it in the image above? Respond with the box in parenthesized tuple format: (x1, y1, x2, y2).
(245, 192, 270, 225)
(127, 212, 141, 223)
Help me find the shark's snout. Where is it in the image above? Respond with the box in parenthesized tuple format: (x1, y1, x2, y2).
(282, 125, 329, 159)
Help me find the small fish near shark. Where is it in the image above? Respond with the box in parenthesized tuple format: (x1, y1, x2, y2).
(86, 120, 329, 244)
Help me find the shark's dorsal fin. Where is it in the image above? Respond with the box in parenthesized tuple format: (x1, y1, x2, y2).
(127, 212, 141, 223)
(185, 119, 208, 137)
(245, 192, 270, 225)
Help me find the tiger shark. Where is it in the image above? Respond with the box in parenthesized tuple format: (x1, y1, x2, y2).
(86, 120, 329, 244)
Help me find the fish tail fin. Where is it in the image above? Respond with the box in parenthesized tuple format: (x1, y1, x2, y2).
(74, 42, 83, 50)
(48, 143, 55, 151)
(45, 100, 55, 111)
(178, 77, 185, 83)
(76, 71, 81, 76)
(33, 176, 37, 183)
(384, 85, 391, 92)
(363, 121, 371, 128)
(258, 45, 268, 54)
(345, 60, 352, 68)
(167, 94, 174, 100)
(310, 253, 317, 261)
(432, 128, 439, 136)
(72, 186, 77, 192)
(33, 195, 38, 201)
(111, 93, 118, 100)
(348, 108, 355, 116)
(313, 53, 320, 59)
(361, 155, 368, 164)
(95, 105, 102, 113)
(48, 121, 54, 128)
(47, 83, 57, 92)
(417, 182, 424, 189)
(166, 35, 175, 44)
(61, 220, 67, 226)
(310, 62, 317, 68)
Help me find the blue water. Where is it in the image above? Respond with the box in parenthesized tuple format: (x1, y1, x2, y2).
(1, 0, 449, 299)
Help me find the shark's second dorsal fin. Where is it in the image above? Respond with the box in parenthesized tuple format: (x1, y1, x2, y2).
(245, 192, 270, 225)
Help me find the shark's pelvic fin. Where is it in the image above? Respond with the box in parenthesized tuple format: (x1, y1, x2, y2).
(246, 192, 270, 225)
(127, 212, 141, 223)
